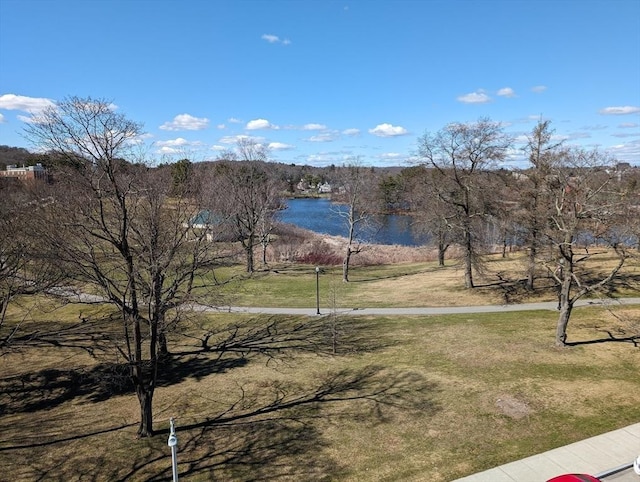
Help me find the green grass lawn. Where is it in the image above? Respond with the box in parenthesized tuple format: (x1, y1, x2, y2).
(206, 260, 514, 308)
(197, 249, 640, 309)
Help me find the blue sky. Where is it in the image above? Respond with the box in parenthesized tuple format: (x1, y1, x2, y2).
(1, 0, 639, 167)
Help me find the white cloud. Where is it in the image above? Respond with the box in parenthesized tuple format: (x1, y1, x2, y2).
(268, 142, 294, 150)
(219, 134, 264, 145)
(17, 114, 40, 124)
(566, 131, 592, 140)
(246, 118, 278, 130)
(368, 123, 408, 137)
(219, 135, 244, 144)
(342, 128, 360, 136)
(228, 117, 243, 124)
(307, 132, 338, 142)
(154, 137, 203, 154)
(128, 132, 153, 145)
(306, 153, 332, 164)
(457, 90, 491, 104)
(599, 106, 640, 115)
(155, 138, 190, 147)
(611, 132, 640, 138)
(0, 113, 4, 123)
(0, 94, 56, 113)
(513, 134, 529, 145)
(305, 152, 353, 165)
(302, 123, 327, 130)
(160, 113, 209, 131)
(497, 87, 516, 98)
(261, 34, 291, 45)
(379, 152, 402, 159)
(531, 85, 547, 93)
(216, 124, 226, 129)
(607, 139, 640, 162)
(618, 122, 638, 128)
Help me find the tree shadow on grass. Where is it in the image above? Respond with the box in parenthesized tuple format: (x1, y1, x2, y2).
(116, 420, 334, 482)
(475, 270, 640, 306)
(0, 365, 439, 481)
(121, 365, 440, 481)
(565, 330, 640, 347)
(0, 313, 411, 479)
(0, 315, 395, 416)
(0, 355, 248, 415)
(348, 265, 440, 283)
(178, 314, 396, 358)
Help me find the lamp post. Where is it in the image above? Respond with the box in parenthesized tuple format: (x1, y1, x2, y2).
(315, 266, 320, 315)
(167, 417, 178, 482)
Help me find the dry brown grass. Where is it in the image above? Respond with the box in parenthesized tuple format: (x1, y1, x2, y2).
(263, 228, 640, 306)
(1, 299, 639, 481)
(1, 237, 638, 481)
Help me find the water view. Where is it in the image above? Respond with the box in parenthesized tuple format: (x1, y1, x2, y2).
(279, 198, 428, 247)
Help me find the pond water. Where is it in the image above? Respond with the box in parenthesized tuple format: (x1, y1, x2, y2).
(279, 198, 428, 246)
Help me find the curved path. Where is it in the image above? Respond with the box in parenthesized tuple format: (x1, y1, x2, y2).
(194, 297, 640, 316)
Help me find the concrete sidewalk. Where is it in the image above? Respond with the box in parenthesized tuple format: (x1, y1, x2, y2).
(454, 423, 640, 482)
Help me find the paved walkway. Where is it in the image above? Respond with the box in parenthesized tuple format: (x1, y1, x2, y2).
(195, 297, 640, 316)
(453, 422, 640, 482)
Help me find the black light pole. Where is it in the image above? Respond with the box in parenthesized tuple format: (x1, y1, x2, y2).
(315, 266, 320, 315)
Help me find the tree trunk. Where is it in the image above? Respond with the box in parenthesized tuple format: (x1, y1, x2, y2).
(159, 331, 169, 357)
(245, 243, 254, 273)
(437, 244, 445, 267)
(555, 302, 573, 346)
(342, 246, 352, 282)
(0, 297, 7, 326)
(463, 228, 474, 289)
(526, 245, 537, 291)
(555, 271, 573, 346)
(136, 385, 155, 437)
(261, 240, 268, 266)
(437, 231, 447, 267)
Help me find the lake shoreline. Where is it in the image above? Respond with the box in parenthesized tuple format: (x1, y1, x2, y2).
(275, 221, 439, 265)
(280, 197, 428, 247)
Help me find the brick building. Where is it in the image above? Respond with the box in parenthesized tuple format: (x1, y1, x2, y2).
(0, 164, 49, 182)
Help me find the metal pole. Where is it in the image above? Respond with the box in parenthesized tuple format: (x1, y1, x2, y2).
(315, 267, 320, 315)
(168, 417, 179, 482)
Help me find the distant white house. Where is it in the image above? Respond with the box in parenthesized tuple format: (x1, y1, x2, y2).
(184, 210, 228, 241)
(317, 182, 332, 193)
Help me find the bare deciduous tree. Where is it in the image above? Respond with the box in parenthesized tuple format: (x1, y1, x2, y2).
(0, 184, 62, 350)
(24, 96, 219, 437)
(416, 118, 511, 288)
(207, 142, 283, 273)
(332, 162, 377, 282)
(516, 120, 566, 290)
(541, 148, 630, 346)
(403, 166, 455, 267)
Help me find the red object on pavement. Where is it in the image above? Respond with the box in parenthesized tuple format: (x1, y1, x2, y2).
(547, 475, 600, 482)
